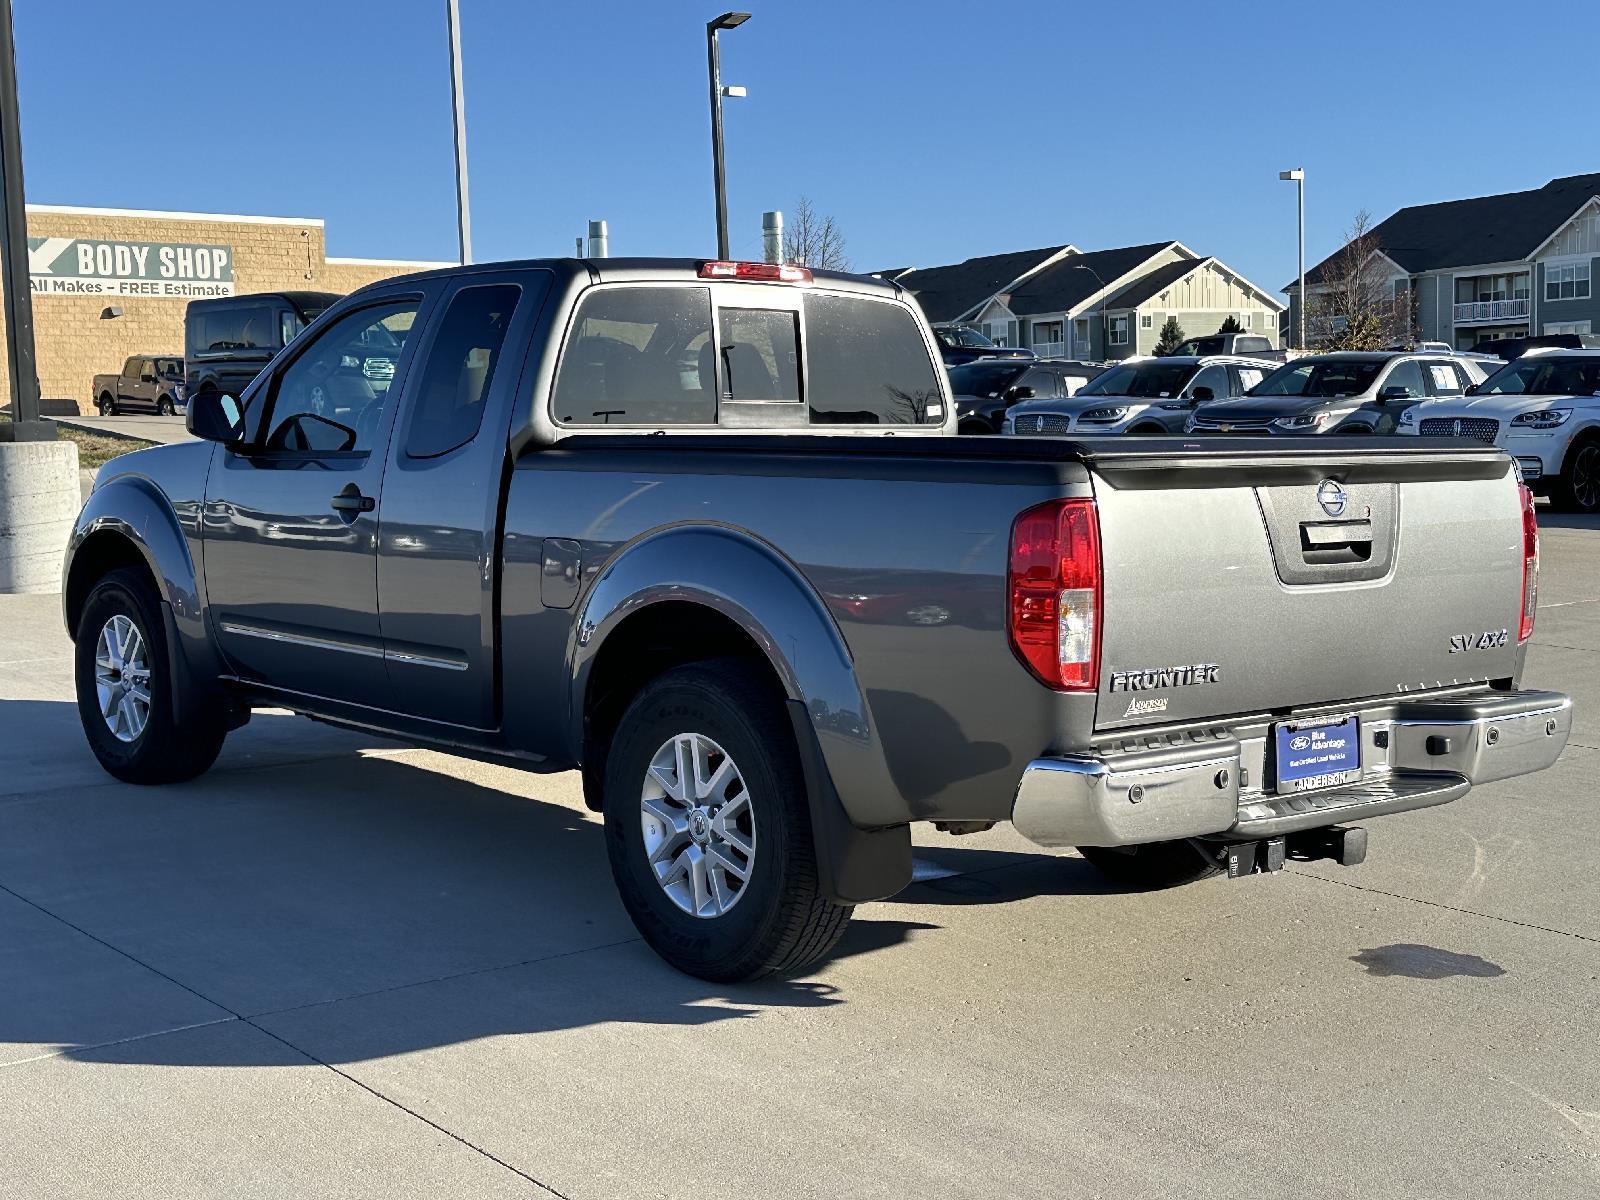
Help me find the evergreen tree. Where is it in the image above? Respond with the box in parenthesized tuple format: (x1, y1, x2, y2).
(1217, 314, 1244, 334)
(1154, 316, 1186, 356)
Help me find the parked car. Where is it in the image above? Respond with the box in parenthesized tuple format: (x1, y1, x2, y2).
(92, 355, 185, 416)
(1397, 348, 1600, 512)
(64, 256, 1569, 981)
(185, 291, 340, 400)
(1471, 333, 1589, 361)
(1003, 355, 1275, 437)
(949, 358, 1104, 433)
(1187, 351, 1490, 436)
(931, 324, 1034, 367)
(1168, 331, 1278, 357)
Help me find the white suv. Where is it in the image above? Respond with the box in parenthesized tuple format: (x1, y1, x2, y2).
(1398, 348, 1600, 513)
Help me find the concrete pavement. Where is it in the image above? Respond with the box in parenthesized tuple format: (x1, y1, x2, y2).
(53, 413, 194, 445)
(2, 522, 1598, 1198)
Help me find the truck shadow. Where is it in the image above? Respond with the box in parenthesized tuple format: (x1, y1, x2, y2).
(892, 847, 1127, 905)
(0, 700, 932, 1069)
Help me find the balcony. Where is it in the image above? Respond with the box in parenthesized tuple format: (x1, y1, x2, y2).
(1453, 298, 1529, 324)
(1032, 340, 1067, 357)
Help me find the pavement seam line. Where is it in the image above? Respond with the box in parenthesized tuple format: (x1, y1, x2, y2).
(238, 1019, 574, 1199)
(0, 878, 577, 1195)
(1292, 870, 1600, 945)
(0, 1017, 239, 1073)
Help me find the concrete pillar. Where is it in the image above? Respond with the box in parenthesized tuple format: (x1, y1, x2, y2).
(0, 439, 80, 593)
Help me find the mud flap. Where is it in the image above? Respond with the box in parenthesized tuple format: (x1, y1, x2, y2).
(786, 699, 912, 904)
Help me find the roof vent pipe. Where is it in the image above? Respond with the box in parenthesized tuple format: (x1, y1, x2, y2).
(762, 210, 783, 264)
(587, 219, 609, 258)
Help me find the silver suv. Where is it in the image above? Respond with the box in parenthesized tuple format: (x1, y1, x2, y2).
(1002, 355, 1276, 436)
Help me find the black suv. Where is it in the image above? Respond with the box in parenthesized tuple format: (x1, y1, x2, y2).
(185, 291, 340, 399)
(931, 325, 1035, 367)
(948, 358, 1104, 433)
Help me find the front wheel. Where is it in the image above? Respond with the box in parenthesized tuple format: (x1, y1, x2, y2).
(74, 568, 226, 784)
(602, 659, 852, 981)
(1553, 438, 1600, 514)
(1077, 841, 1222, 889)
(157, 394, 175, 416)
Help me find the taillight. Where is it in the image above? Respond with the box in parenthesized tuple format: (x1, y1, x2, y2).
(697, 260, 813, 283)
(1519, 484, 1538, 643)
(1008, 499, 1102, 690)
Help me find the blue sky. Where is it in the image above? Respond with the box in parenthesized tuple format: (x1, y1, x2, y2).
(14, 0, 1600, 296)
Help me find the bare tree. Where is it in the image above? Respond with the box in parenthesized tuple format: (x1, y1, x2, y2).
(1305, 210, 1415, 350)
(783, 197, 851, 271)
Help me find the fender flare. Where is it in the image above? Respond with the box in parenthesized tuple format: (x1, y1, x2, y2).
(569, 525, 913, 902)
(64, 476, 223, 726)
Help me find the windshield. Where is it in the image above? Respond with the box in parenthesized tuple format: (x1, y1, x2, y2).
(1477, 356, 1600, 397)
(155, 358, 183, 377)
(1253, 359, 1384, 397)
(1078, 361, 1195, 398)
(941, 328, 993, 349)
(947, 362, 1027, 395)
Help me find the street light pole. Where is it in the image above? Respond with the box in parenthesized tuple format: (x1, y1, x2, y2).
(1280, 168, 1305, 348)
(0, 0, 48, 440)
(706, 12, 750, 260)
(446, 0, 472, 265)
(1070, 263, 1108, 359)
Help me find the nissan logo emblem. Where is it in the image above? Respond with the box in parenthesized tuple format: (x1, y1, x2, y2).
(1317, 479, 1348, 517)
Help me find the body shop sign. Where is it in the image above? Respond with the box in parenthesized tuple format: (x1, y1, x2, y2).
(27, 236, 235, 298)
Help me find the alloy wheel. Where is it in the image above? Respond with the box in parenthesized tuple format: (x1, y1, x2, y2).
(1573, 444, 1599, 512)
(640, 732, 757, 918)
(94, 614, 151, 743)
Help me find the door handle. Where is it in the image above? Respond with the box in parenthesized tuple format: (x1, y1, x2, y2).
(330, 485, 375, 514)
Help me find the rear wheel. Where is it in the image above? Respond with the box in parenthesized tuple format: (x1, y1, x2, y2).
(602, 659, 852, 981)
(97, 393, 117, 416)
(1553, 437, 1600, 514)
(1077, 841, 1222, 889)
(74, 568, 226, 784)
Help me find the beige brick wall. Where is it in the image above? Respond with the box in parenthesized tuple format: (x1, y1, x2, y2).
(0, 208, 451, 414)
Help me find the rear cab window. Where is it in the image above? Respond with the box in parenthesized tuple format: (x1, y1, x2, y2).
(550, 283, 944, 430)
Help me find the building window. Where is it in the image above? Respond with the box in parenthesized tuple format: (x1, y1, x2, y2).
(1544, 320, 1592, 336)
(1265, 313, 1276, 328)
(1139, 314, 1153, 329)
(1032, 319, 1064, 347)
(1241, 312, 1253, 329)
(1107, 315, 1129, 346)
(1546, 261, 1592, 302)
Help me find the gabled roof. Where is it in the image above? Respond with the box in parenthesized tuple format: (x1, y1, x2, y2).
(1006, 242, 1178, 316)
(1105, 256, 1288, 312)
(878, 244, 1075, 322)
(1293, 172, 1600, 289)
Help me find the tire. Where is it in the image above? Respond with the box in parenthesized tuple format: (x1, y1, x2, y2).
(1341, 424, 1373, 436)
(1552, 436, 1600, 514)
(74, 567, 226, 785)
(602, 658, 852, 981)
(157, 394, 175, 416)
(1077, 840, 1222, 890)
(98, 393, 116, 416)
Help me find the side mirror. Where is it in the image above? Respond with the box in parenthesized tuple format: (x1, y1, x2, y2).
(1464, 383, 1480, 395)
(186, 391, 244, 446)
(1007, 385, 1035, 401)
(1378, 385, 1411, 402)
(1191, 386, 1215, 403)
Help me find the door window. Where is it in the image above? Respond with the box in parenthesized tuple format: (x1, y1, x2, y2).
(1019, 369, 1059, 399)
(1424, 361, 1465, 396)
(553, 287, 716, 426)
(404, 284, 521, 458)
(260, 300, 420, 454)
(717, 308, 801, 402)
(1233, 365, 1268, 393)
(1188, 364, 1229, 399)
(1383, 359, 1427, 398)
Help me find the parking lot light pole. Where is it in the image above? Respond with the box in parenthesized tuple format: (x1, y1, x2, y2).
(1280, 168, 1305, 349)
(1070, 263, 1108, 359)
(446, 0, 472, 265)
(0, 0, 51, 441)
(706, 12, 750, 260)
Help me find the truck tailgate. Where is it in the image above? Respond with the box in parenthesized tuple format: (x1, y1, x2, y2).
(1084, 441, 1526, 732)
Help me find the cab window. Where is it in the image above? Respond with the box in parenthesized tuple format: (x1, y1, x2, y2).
(553, 287, 716, 426)
(804, 294, 944, 425)
(718, 307, 800, 402)
(405, 284, 522, 458)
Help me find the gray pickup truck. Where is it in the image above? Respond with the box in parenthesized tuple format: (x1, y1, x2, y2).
(92, 355, 186, 415)
(63, 257, 1572, 981)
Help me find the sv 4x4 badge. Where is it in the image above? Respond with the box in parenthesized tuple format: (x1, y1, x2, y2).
(1449, 628, 1508, 653)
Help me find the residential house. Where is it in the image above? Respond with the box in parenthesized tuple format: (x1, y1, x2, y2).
(1286, 172, 1600, 351)
(882, 241, 1284, 360)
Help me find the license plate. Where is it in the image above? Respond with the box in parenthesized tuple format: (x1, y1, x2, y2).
(1274, 715, 1361, 793)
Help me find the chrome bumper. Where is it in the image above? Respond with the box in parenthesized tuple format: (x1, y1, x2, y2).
(1011, 689, 1572, 849)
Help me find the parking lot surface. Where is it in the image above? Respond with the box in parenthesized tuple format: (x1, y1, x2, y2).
(3, 514, 1597, 1199)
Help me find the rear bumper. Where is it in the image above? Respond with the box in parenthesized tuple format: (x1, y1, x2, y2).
(1011, 688, 1572, 848)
